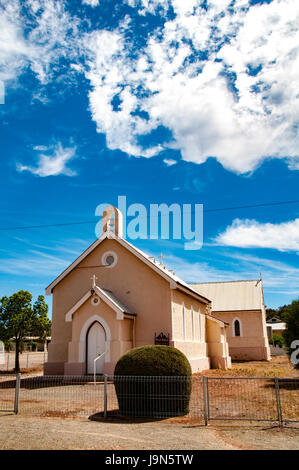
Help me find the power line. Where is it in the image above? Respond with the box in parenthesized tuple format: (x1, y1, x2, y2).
(0, 199, 298, 232)
(204, 199, 299, 212)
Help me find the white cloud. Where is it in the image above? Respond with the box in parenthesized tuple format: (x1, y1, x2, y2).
(287, 158, 299, 171)
(215, 218, 299, 252)
(0, 252, 68, 276)
(0, 0, 30, 82)
(0, 0, 80, 84)
(85, 29, 162, 157)
(1, 0, 299, 174)
(84, 0, 299, 173)
(17, 142, 77, 177)
(125, 0, 170, 16)
(0, 237, 93, 278)
(82, 0, 100, 6)
(163, 158, 177, 166)
(26, 0, 80, 84)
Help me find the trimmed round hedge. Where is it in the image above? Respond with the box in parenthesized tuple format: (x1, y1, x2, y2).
(114, 345, 192, 418)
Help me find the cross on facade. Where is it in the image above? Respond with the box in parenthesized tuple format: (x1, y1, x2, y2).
(159, 253, 163, 265)
(91, 274, 98, 288)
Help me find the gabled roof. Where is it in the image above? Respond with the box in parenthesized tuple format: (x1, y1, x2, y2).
(45, 231, 210, 304)
(65, 284, 135, 322)
(190, 280, 264, 312)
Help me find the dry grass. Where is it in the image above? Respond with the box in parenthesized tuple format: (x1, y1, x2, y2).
(194, 356, 299, 378)
(0, 366, 44, 376)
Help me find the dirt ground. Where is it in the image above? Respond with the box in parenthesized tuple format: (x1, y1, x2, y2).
(197, 356, 299, 378)
(0, 357, 298, 450)
(0, 413, 298, 450)
(1, 354, 296, 378)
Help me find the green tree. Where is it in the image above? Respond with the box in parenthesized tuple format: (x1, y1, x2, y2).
(0, 291, 51, 372)
(269, 333, 285, 348)
(31, 295, 51, 349)
(266, 308, 278, 321)
(282, 299, 299, 369)
(0, 291, 34, 371)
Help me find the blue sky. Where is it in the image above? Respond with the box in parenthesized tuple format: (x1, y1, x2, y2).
(0, 0, 298, 315)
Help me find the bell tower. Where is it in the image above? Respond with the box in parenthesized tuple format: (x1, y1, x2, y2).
(101, 205, 123, 238)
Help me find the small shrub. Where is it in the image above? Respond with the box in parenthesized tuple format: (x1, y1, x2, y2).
(114, 345, 192, 418)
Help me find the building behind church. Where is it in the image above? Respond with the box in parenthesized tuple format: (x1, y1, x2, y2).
(190, 280, 270, 361)
(44, 206, 269, 376)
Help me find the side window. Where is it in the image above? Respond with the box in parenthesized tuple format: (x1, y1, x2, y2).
(191, 306, 194, 340)
(198, 312, 201, 341)
(234, 319, 241, 337)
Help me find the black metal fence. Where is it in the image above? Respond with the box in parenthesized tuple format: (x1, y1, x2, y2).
(0, 374, 298, 426)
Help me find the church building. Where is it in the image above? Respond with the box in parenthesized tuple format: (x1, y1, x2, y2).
(44, 205, 232, 375)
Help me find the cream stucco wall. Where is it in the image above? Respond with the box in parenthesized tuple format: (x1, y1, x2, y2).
(213, 310, 270, 361)
(206, 318, 231, 369)
(45, 238, 174, 374)
(171, 290, 231, 371)
(64, 297, 134, 375)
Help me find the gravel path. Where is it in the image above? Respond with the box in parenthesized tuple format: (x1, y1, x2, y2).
(0, 414, 298, 450)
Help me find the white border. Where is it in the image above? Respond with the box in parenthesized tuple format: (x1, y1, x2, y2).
(232, 317, 242, 337)
(101, 250, 118, 268)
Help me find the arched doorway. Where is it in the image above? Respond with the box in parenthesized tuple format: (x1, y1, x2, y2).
(86, 321, 106, 374)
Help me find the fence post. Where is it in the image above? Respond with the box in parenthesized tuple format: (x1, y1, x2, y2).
(104, 374, 108, 419)
(203, 376, 209, 426)
(274, 378, 283, 428)
(26, 353, 29, 369)
(14, 373, 21, 414)
(6, 353, 9, 371)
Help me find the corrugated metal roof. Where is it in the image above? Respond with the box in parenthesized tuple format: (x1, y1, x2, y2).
(189, 280, 264, 312)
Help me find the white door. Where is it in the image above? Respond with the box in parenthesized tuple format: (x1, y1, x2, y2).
(87, 322, 106, 374)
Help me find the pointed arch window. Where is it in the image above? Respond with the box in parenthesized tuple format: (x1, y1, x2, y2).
(182, 303, 186, 340)
(233, 318, 242, 337)
(191, 306, 194, 341)
(198, 311, 201, 341)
